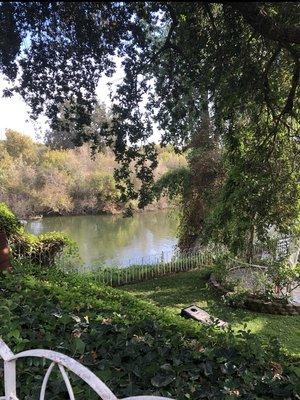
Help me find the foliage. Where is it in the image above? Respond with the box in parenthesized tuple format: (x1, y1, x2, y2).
(0, 131, 185, 218)
(0, 3, 299, 253)
(4, 129, 39, 164)
(11, 231, 77, 268)
(153, 167, 190, 202)
(212, 255, 300, 305)
(251, 271, 275, 301)
(0, 202, 21, 237)
(44, 102, 111, 150)
(0, 264, 299, 399)
(268, 260, 300, 301)
(176, 121, 224, 250)
(153, 116, 224, 250)
(91, 171, 119, 207)
(211, 254, 233, 288)
(0, 3, 298, 207)
(222, 289, 251, 308)
(0, 203, 76, 267)
(207, 124, 300, 257)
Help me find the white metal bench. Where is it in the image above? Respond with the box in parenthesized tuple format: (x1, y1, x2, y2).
(0, 339, 174, 400)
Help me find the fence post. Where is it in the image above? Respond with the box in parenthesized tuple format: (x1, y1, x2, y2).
(161, 251, 164, 266)
(104, 248, 216, 286)
(140, 258, 143, 282)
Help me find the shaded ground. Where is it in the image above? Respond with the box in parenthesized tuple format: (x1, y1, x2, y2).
(123, 269, 300, 356)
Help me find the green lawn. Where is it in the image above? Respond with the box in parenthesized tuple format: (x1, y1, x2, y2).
(124, 268, 300, 356)
(1, 265, 299, 398)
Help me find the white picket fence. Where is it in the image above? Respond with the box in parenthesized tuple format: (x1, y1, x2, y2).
(0, 339, 174, 400)
(90, 249, 215, 287)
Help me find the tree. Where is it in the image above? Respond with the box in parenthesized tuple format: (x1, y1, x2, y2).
(207, 120, 300, 259)
(44, 102, 111, 150)
(153, 103, 224, 250)
(4, 129, 38, 164)
(0, 2, 299, 253)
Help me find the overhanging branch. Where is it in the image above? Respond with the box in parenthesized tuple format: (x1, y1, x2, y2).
(228, 2, 300, 45)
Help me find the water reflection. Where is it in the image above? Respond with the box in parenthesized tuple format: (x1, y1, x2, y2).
(26, 210, 179, 267)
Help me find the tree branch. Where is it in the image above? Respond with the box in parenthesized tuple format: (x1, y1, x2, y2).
(135, 4, 178, 75)
(263, 45, 281, 118)
(228, 2, 300, 45)
(280, 45, 299, 116)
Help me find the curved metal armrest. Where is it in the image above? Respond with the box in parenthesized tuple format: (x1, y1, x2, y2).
(9, 349, 117, 400)
(0, 339, 175, 400)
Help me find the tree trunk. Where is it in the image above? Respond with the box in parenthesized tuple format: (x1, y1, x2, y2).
(0, 231, 12, 271)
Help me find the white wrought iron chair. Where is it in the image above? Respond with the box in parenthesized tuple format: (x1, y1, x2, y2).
(0, 339, 174, 400)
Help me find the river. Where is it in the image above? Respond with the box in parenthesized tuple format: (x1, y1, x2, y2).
(25, 210, 179, 267)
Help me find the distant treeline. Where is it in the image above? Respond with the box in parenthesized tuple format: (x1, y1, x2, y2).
(0, 130, 186, 218)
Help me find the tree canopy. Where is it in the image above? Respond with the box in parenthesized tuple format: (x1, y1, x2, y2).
(0, 2, 299, 252)
(44, 102, 111, 150)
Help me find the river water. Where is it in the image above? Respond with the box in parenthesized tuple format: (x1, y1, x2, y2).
(26, 210, 179, 267)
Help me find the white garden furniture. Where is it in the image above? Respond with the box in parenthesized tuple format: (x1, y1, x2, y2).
(0, 339, 174, 400)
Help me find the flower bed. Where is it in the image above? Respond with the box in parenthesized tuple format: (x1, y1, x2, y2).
(209, 274, 300, 315)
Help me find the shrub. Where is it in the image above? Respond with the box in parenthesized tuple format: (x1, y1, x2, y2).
(211, 252, 233, 289)
(0, 203, 76, 268)
(0, 202, 21, 237)
(11, 231, 77, 267)
(222, 289, 250, 308)
(1, 132, 187, 218)
(267, 260, 300, 302)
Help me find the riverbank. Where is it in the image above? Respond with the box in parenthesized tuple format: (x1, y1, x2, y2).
(20, 201, 174, 222)
(0, 132, 186, 220)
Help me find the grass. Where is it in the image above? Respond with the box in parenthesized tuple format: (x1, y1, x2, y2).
(123, 268, 300, 356)
(1, 264, 299, 399)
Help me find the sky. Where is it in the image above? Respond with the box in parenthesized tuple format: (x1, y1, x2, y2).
(0, 57, 161, 143)
(0, 77, 42, 141)
(0, 63, 123, 142)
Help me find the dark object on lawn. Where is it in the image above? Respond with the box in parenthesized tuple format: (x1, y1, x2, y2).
(181, 304, 228, 327)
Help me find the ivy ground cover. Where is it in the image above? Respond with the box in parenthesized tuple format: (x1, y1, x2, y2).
(0, 265, 299, 399)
